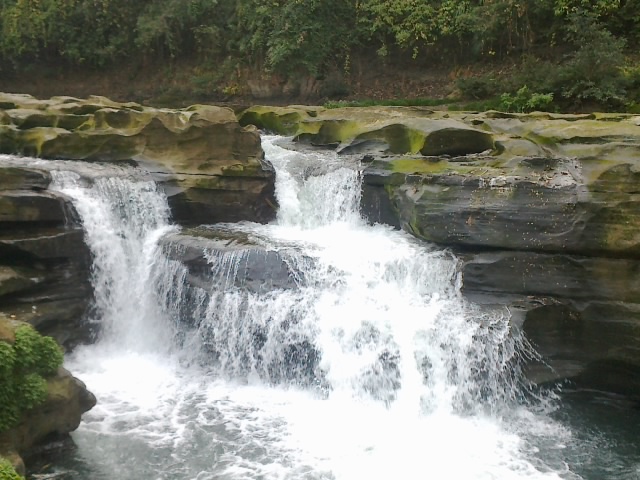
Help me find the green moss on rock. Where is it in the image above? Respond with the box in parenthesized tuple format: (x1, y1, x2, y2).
(0, 323, 63, 432)
(239, 106, 309, 135)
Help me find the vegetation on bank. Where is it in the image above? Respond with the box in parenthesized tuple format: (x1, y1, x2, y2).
(0, 458, 22, 480)
(1, 0, 639, 110)
(0, 324, 63, 431)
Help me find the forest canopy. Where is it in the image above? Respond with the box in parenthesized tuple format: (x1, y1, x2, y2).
(1, 0, 639, 108)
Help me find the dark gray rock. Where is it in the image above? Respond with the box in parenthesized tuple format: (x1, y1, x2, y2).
(0, 191, 74, 226)
(461, 251, 640, 303)
(0, 167, 93, 349)
(0, 167, 50, 190)
(161, 229, 301, 293)
(460, 250, 640, 397)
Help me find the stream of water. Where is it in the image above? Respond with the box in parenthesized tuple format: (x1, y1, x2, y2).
(3, 137, 640, 479)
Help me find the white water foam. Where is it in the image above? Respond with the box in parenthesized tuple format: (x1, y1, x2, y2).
(19, 137, 578, 479)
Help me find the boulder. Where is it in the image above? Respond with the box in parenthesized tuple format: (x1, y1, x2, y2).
(0, 316, 95, 474)
(461, 250, 640, 396)
(0, 266, 43, 297)
(0, 167, 50, 191)
(161, 227, 301, 293)
(0, 93, 277, 226)
(0, 191, 73, 226)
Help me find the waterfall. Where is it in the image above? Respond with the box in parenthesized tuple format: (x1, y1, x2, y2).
(50, 170, 179, 353)
(33, 137, 577, 479)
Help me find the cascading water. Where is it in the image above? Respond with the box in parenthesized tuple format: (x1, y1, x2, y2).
(6, 138, 634, 479)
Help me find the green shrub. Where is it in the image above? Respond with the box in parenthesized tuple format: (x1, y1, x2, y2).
(557, 12, 627, 107)
(0, 325, 63, 432)
(456, 76, 503, 100)
(0, 458, 22, 480)
(500, 86, 554, 112)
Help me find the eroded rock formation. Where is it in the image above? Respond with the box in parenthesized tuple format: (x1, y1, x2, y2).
(1, 93, 277, 226)
(0, 93, 280, 471)
(0, 164, 92, 349)
(240, 105, 640, 399)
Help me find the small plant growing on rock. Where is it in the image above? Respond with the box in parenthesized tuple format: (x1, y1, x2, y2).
(0, 458, 22, 480)
(500, 86, 554, 112)
(0, 325, 63, 432)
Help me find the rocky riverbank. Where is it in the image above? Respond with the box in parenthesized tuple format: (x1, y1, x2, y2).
(2, 94, 640, 473)
(0, 93, 275, 474)
(240, 105, 640, 399)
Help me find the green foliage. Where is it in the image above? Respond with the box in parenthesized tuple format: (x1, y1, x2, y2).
(557, 12, 627, 106)
(0, 325, 63, 432)
(358, 0, 451, 57)
(0, 0, 638, 108)
(0, 458, 23, 480)
(622, 65, 640, 104)
(0, 0, 143, 67)
(456, 76, 504, 100)
(500, 86, 554, 112)
(136, 0, 227, 60)
(236, 0, 357, 75)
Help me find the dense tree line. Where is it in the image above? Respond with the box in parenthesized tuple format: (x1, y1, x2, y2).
(1, 0, 639, 107)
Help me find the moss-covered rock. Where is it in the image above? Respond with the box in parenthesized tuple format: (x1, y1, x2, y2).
(0, 93, 277, 226)
(0, 457, 23, 479)
(239, 105, 318, 135)
(240, 105, 496, 156)
(0, 316, 95, 476)
(241, 105, 640, 398)
(0, 319, 64, 431)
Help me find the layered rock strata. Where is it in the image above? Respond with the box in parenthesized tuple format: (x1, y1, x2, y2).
(0, 165, 92, 348)
(1, 93, 277, 226)
(0, 93, 278, 470)
(240, 105, 640, 398)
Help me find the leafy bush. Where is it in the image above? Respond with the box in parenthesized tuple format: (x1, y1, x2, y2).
(500, 86, 554, 112)
(236, 0, 357, 76)
(135, 0, 226, 60)
(557, 12, 627, 106)
(456, 76, 504, 100)
(0, 458, 22, 480)
(0, 325, 63, 432)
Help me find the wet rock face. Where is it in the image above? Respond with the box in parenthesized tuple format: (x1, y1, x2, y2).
(160, 229, 322, 386)
(461, 251, 640, 398)
(0, 166, 93, 349)
(161, 228, 301, 295)
(0, 93, 277, 226)
(241, 105, 640, 399)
